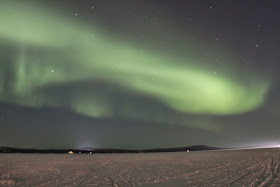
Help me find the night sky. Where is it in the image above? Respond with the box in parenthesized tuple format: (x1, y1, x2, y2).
(0, 0, 279, 149)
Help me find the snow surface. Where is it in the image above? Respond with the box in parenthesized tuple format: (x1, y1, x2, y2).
(0, 148, 280, 186)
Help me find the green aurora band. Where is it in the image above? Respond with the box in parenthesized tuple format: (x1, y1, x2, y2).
(0, 1, 271, 129)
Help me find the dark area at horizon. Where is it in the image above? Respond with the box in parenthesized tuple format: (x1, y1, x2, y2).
(0, 145, 222, 154)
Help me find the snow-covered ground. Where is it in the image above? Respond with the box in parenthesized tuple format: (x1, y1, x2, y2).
(0, 148, 279, 186)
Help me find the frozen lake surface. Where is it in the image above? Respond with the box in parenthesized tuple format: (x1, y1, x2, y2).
(1, 148, 280, 186)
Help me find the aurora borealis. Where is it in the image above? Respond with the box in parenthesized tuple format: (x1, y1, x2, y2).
(0, 0, 279, 149)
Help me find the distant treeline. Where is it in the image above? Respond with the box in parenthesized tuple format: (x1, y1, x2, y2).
(0, 145, 224, 154)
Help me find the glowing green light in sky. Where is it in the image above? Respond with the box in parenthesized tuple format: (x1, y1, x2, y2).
(0, 1, 271, 129)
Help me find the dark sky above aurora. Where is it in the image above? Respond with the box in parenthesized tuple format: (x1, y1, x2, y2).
(0, 0, 279, 149)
